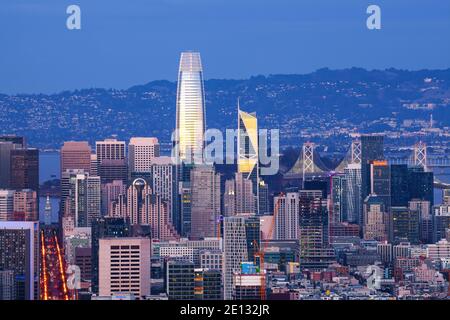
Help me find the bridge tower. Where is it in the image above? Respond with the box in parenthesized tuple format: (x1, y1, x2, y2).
(351, 140, 361, 164)
(413, 141, 427, 170)
(302, 142, 315, 186)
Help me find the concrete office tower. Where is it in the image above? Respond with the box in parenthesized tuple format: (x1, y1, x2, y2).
(10, 148, 39, 192)
(0, 221, 39, 300)
(363, 195, 388, 242)
(124, 178, 178, 240)
(61, 170, 101, 227)
(13, 189, 38, 221)
(0, 190, 14, 221)
(128, 137, 160, 173)
(101, 180, 126, 216)
(344, 163, 362, 224)
(190, 165, 221, 239)
(99, 237, 151, 299)
(223, 216, 249, 300)
(91, 217, 130, 294)
(238, 108, 259, 212)
(61, 141, 92, 175)
(409, 200, 431, 244)
(150, 156, 177, 229)
(224, 172, 255, 217)
(96, 138, 126, 162)
(175, 52, 206, 163)
(274, 192, 299, 240)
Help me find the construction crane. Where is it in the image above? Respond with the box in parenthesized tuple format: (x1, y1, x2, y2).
(253, 193, 284, 300)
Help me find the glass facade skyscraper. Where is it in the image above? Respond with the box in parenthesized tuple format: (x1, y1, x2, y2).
(175, 52, 206, 163)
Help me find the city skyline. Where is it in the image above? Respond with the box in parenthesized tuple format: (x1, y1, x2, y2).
(1, 1, 450, 305)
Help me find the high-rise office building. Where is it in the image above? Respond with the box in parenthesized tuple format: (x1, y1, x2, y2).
(238, 108, 259, 212)
(298, 195, 334, 269)
(194, 268, 222, 300)
(96, 138, 126, 163)
(433, 205, 450, 243)
(91, 217, 130, 294)
(0, 190, 14, 221)
(409, 200, 432, 244)
(175, 52, 206, 163)
(150, 156, 177, 229)
(166, 260, 195, 300)
(0, 221, 39, 300)
(258, 180, 270, 215)
(101, 180, 126, 216)
(128, 137, 160, 173)
(10, 149, 39, 192)
(0, 142, 14, 189)
(360, 134, 384, 223)
(274, 192, 299, 240)
(60, 141, 92, 175)
(392, 206, 420, 244)
(363, 195, 388, 242)
(12, 189, 38, 221)
(99, 237, 151, 299)
(190, 165, 221, 240)
(61, 170, 101, 227)
(344, 163, 362, 224)
(390, 164, 410, 207)
(223, 172, 255, 216)
(370, 160, 392, 240)
(179, 181, 192, 237)
(331, 174, 347, 223)
(223, 216, 250, 300)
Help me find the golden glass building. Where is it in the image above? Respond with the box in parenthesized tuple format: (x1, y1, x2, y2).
(237, 106, 259, 210)
(175, 52, 206, 163)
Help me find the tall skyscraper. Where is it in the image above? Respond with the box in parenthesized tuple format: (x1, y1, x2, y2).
(274, 192, 299, 240)
(360, 134, 384, 223)
(190, 165, 221, 240)
(99, 237, 151, 299)
(175, 52, 206, 163)
(344, 163, 362, 224)
(298, 195, 334, 269)
(238, 108, 259, 212)
(0, 221, 39, 300)
(223, 172, 255, 216)
(10, 148, 39, 192)
(0, 190, 14, 221)
(0, 142, 14, 188)
(128, 137, 160, 174)
(61, 170, 101, 227)
(12, 189, 38, 221)
(223, 216, 249, 300)
(60, 141, 92, 175)
(150, 156, 177, 229)
(101, 180, 126, 216)
(370, 160, 392, 240)
(363, 195, 388, 242)
(91, 217, 130, 294)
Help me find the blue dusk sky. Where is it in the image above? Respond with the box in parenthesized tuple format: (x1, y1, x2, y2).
(0, 0, 449, 94)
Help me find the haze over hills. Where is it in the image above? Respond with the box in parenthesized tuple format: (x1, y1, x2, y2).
(1, 68, 449, 152)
